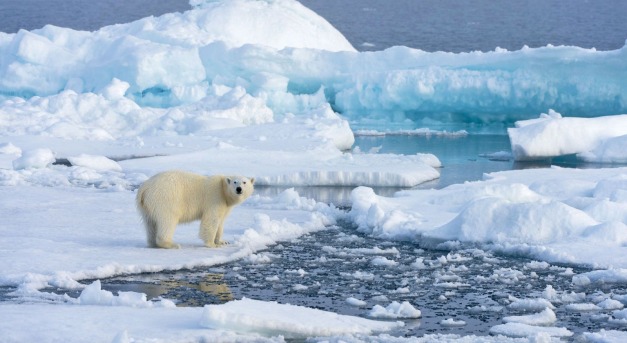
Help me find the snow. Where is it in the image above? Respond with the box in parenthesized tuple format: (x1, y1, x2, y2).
(349, 166, 627, 268)
(1, 0, 627, 341)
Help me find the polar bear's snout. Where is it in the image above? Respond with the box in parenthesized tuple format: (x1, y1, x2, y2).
(236, 186, 242, 194)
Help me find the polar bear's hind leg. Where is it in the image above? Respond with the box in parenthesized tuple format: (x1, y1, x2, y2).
(154, 217, 181, 249)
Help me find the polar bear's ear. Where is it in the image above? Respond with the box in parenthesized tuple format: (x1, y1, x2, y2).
(226, 177, 232, 184)
(250, 177, 255, 185)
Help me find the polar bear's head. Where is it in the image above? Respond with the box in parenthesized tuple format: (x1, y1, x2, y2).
(224, 176, 255, 204)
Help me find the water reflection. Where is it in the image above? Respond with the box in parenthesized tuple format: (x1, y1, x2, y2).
(96, 273, 233, 307)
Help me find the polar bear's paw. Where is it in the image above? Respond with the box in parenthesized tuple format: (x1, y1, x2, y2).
(205, 241, 230, 248)
(156, 240, 181, 249)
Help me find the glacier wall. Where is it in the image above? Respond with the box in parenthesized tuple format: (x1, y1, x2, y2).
(0, 0, 625, 130)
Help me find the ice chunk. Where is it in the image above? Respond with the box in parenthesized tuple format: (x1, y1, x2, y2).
(507, 298, 556, 312)
(346, 297, 367, 307)
(503, 308, 557, 325)
(597, 299, 624, 310)
(489, 322, 572, 338)
(200, 298, 401, 338)
(368, 301, 421, 319)
(509, 112, 627, 161)
(439, 318, 467, 327)
(565, 303, 602, 312)
(572, 269, 627, 287)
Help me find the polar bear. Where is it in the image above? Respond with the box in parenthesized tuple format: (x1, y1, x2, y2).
(136, 170, 254, 249)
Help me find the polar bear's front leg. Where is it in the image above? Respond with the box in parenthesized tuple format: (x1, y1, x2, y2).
(214, 208, 233, 246)
(200, 211, 220, 248)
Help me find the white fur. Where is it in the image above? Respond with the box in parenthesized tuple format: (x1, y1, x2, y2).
(136, 170, 254, 249)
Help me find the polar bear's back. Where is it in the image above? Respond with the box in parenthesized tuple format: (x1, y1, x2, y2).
(137, 170, 224, 223)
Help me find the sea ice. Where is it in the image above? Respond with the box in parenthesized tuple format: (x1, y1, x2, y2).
(503, 308, 557, 326)
(489, 322, 572, 338)
(200, 297, 402, 338)
(368, 301, 421, 319)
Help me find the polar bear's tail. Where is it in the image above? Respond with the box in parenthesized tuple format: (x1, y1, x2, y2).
(136, 185, 158, 248)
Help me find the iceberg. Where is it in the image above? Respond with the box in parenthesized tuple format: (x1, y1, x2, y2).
(1, 0, 625, 131)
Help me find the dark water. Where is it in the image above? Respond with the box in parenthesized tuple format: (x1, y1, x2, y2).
(355, 134, 513, 189)
(300, 0, 627, 52)
(40, 221, 627, 339)
(2, 0, 626, 53)
(0, 0, 190, 33)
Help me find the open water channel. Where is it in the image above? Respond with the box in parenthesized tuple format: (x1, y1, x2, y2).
(28, 134, 627, 340)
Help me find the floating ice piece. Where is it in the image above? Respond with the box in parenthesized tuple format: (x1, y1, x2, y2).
(612, 309, 627, 321)
(370, 256, 398, 267)
(341, 271, 375, 281)
(439, 318, 467, 327)
(503, 308, 557, 325)
(509, 112, 627, 161)
(597, 299, 624, 310)
(292, 284, 308, 291)
(572, 269, 627, 287)
(565, 303, 602, 312)
(581, 330, 627, 343)
(200, 298, 402, 338)
(489, 322, 572, 338)
(346, 297, 367, 307)
(507, 298, 556, 311)
(368, 301, 421, 319)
